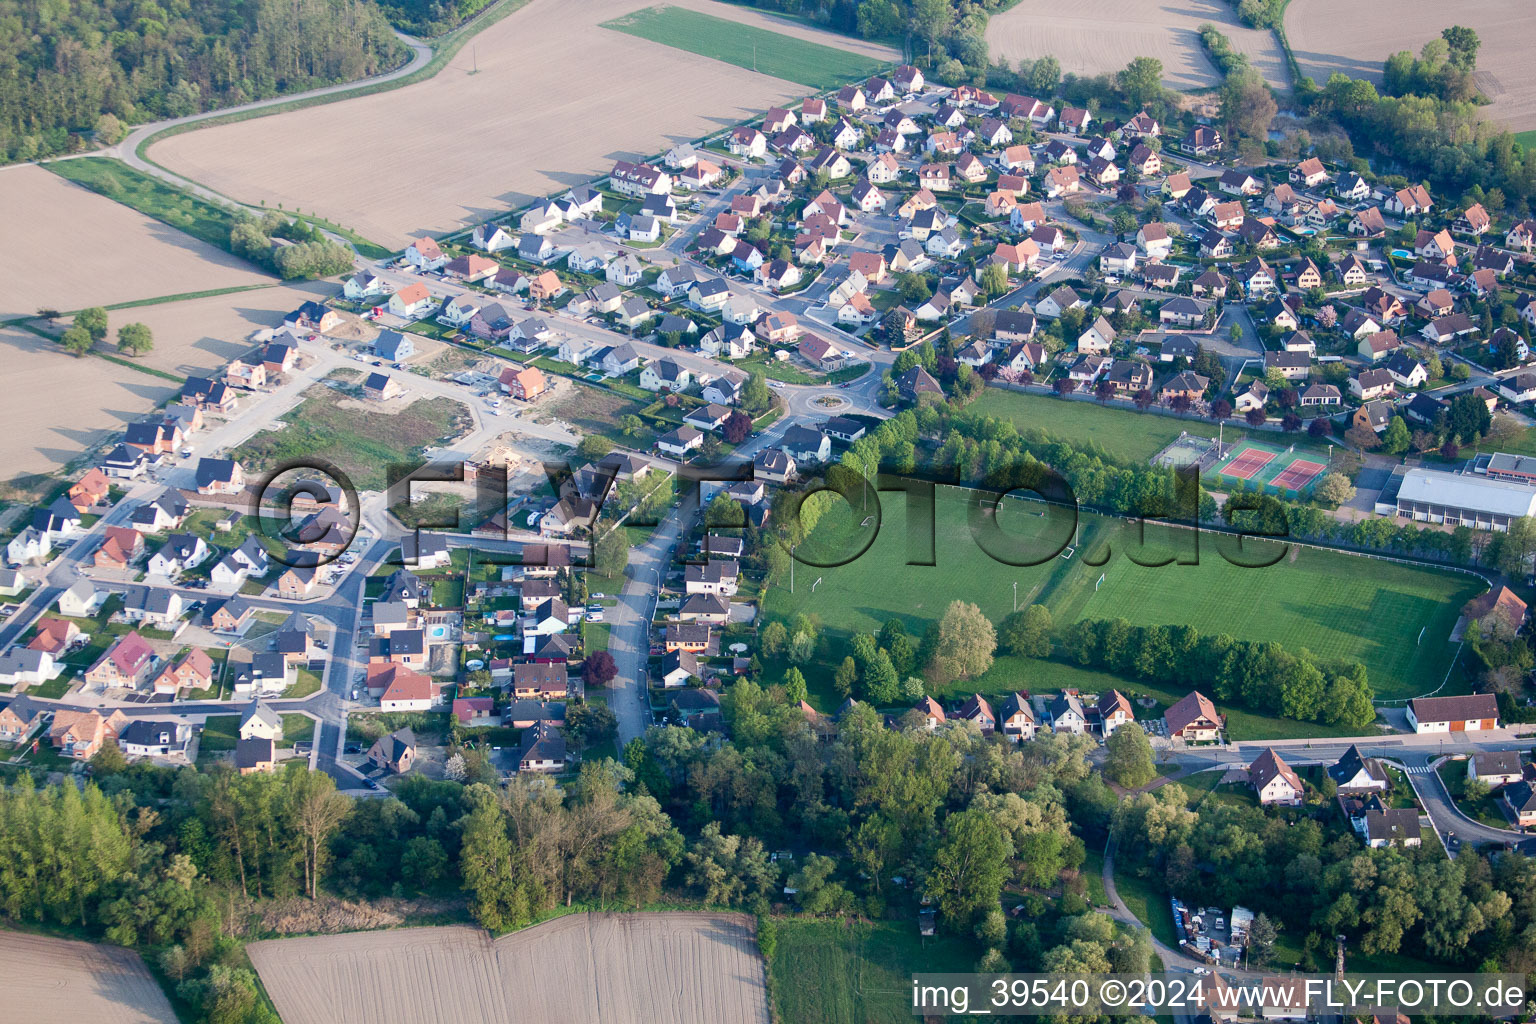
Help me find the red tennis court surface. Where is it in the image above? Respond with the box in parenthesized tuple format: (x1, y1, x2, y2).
(1219, 448, 1275, 480)
(1271, 458, 1326, 491)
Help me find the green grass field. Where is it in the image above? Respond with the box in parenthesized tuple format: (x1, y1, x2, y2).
(770, 918, 978, 1024)
(968, 389, 1228, 464)
(767, 485, 1482, 707)
(1516, 130, 1536, 152)
(602, 6, 886, 90)
(1054, 522, 1481, 700)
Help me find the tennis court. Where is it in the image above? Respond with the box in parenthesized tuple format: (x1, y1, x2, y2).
(1217, 445, 1276, 481)
(1211, 440, 1329, 496)
(1271, 458, 1327, 492)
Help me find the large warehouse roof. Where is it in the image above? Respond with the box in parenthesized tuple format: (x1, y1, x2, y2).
(1398, 468, 1536, 518)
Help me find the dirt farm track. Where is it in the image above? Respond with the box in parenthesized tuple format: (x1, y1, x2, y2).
(1287, 0, 1536, 131)
(247, 913, 771, 1024)
(152, 0, 897, 247)
(0, 930, 178, 1023)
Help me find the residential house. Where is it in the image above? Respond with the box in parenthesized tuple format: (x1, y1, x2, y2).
(151, 648, 214, 697)
(1049, 692, 1088, 734)
(1385, 352, 1428, 388)
(388, 282, 434, 319)
(656, 426, 705, 458)
(122, 588, 184, 629)
(1348, 207, 1387, 237)
(1137, 222, 1173, 258)
(782, 425, 832, 463)
(1161, 371, 1209, 403)
(369, 728, 417, 774)
(1250, 748, 1305, 806)
(57, 580, 106, 617)
(84, 631, 156, 690)
(1385, 184, 1433, 216)
(1350, 368, 1396, 401)
(1469, 750, 1523, 788)
(1329, 744, 1389, 792)
(1164, 690, 1223, 742)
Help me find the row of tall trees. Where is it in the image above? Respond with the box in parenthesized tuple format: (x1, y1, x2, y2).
(0, 0, 403, 164)
(1059, 617, 1377, 726)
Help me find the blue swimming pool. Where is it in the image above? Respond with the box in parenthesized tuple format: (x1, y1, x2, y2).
(493, 634, 516, 641)
(429, 624, 448, 639)
(1390, 248, 1414, 260)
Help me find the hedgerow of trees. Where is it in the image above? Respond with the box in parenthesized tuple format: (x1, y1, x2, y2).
(230, 213, 355, 279)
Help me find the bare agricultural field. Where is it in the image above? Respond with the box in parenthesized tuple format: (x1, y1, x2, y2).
(70, 282, 346, 379)
(249, 913, 769, 1024)
(986, 0, 1287, 91)
(0, 328, 180, 484)
(0, 930, 177, 1024)
(152, 0, 897, 247)
(0, 164, 271, 321)
(1287, 0, 1536, 131)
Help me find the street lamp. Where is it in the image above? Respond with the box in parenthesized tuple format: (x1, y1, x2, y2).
(1013, 581, 1018, 612)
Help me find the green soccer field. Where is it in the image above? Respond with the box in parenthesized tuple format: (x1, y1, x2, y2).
(602, 5, 887, 90)
(768, 485, 1090, 638)
(766, 487, 1483, 701)
(1045, 523, 1482, 699)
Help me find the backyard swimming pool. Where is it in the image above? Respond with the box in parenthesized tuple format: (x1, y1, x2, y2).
(493, 634, 516, 641)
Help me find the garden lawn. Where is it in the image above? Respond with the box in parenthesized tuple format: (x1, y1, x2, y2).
(26, 676, 72, 700)
(770, 918, 977, 1024)
(1078, 845, 1109, 906)
(280, 714, 314, 746)
(200, 715, 240, 752)
(584, 622, 611, 654)
(285, 668, 323, 698)
(232, 386, 471, 491)
(968, 388, 1224, 464)
(602, 6, 886, 90)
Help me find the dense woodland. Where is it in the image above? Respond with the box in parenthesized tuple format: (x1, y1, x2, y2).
(0, 0, 403, 164)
